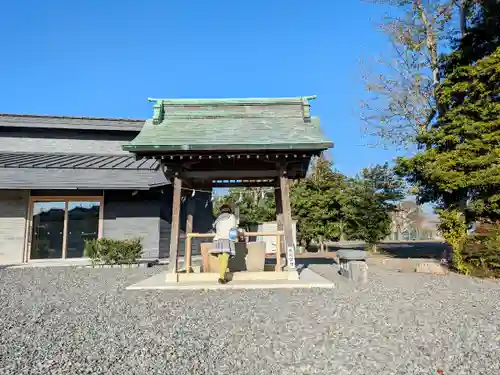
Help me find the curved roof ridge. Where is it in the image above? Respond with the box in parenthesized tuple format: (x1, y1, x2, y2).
(147, 96, 316, 105)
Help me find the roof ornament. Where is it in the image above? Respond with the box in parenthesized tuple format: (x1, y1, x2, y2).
(302, 96, 315, 121)
(148, 98, 165, 125)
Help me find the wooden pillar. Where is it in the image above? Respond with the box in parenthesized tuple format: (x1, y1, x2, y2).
(184, 197, 195, 273)
(274, 186, 284, 270)
(186, 197, 194, 235)
(275, 186, 283, 230)
(167, 175, 182, 275)
(234, 205, 240, 226)
(279, 168, 296, 270)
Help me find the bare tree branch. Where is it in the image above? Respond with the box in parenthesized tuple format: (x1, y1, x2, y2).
(360, 0, 459, 147)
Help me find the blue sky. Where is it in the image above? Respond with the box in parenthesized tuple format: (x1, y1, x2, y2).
(0, 0, 403, 177)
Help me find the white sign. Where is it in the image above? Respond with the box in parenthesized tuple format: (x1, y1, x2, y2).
(287, 246, 296, 269)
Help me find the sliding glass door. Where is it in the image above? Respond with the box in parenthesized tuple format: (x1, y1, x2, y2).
(29, 197, 103, 260)
(30, 201, 66, 259)
(66, 201, 101, 258)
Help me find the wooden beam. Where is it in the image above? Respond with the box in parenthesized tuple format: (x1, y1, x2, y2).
(134, 152, 320, 168)
(188, 231, 284, 238)
(182, 169, 279, 179)
(212, 181, 274, 186)
(174, 153, 307, 161)
(279, 168, 296, 270)
(210, 179, 276, 188)
(168, 175, 182, 274)
(182, 178, 195, 190)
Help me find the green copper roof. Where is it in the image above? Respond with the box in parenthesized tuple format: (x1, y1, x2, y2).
(123, 96, 333, 153)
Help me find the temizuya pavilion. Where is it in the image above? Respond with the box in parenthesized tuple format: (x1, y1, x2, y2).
(123, 96, 332, 282)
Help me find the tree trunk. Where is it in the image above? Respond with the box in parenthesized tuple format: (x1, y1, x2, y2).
(459, 0, 469, 38)
(416, 3, 438, 77)
(415, 0, 442, 129)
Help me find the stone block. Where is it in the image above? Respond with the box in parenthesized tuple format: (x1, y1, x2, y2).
(339, 259, 368, 283)
(415, 262, 448, 275)
(200, 241, 266, 273)
(191, 265, 201, 273)
(243, 242, 266, 272)
(337, 249, 368, 261)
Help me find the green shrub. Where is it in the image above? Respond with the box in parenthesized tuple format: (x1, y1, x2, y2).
(462, 225, 500, 278)
(438, 209, 469, 274)
(84, 237, 143, 265)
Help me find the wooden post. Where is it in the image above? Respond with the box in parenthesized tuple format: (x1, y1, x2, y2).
(185, 197, 195, 273)
(274, 186, 283, 270)
(168, 175, 182, 275)
(185, 236, 192, 273)
(275, 232, 281, 272)
(279, 168, 296, 271)
(275, 186, 283, 230)
(234, 205, 240, 226)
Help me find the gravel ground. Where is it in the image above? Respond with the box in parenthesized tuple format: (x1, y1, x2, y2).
(1, 265, 499, 375)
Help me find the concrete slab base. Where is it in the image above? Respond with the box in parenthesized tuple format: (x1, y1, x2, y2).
(166, 270, 300, 283)
(127, 268, 335, 291)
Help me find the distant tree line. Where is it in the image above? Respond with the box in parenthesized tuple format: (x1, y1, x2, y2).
(214, 154, 405, 252)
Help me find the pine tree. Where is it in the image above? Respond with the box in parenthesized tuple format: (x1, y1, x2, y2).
(291, 154, 346, 249)
(342, 163, 405, 250)
(397, 47, 500, 221)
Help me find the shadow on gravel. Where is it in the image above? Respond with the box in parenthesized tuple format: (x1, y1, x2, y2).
(262, 241, 449, 272)
(307, 244, 365, 252)
(302, 241, 450, 262)
(265, 256, 337, 272)
(312, 241, 450, 261)
(295, 257, 336, 269)
(374, 242, 449, 260)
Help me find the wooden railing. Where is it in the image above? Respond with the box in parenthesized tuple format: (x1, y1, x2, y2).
(185, 231, 284, 273)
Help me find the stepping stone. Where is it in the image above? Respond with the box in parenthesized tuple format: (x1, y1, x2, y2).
(415, 262, 448, 275)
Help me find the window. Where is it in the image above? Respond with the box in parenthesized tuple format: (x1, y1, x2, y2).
(26, 196, 104, 261)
